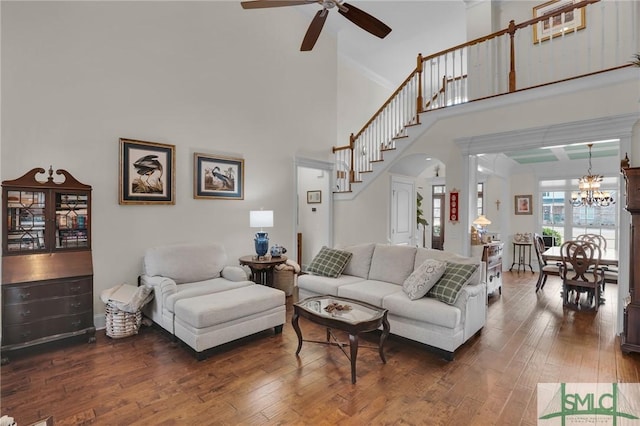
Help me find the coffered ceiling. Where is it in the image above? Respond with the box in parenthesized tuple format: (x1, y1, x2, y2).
(502, 140, 619, 165)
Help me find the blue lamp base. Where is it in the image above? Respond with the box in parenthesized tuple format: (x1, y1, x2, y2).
(254, 232, 269, 258)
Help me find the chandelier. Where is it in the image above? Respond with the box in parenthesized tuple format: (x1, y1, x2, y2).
(570, 143, 615, 207)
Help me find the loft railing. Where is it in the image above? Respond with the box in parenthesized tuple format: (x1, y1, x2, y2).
(334, 0, 636, 193)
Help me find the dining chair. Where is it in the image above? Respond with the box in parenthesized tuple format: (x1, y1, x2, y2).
(576, 233, 618, 285)
(559, 240, 605, 311)
(576, 233, 607, 249)
(533, 233, 561, 291)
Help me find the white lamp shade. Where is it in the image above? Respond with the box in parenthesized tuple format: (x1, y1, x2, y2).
(473, 215, 491, 226)
(250, 210, 273, 228)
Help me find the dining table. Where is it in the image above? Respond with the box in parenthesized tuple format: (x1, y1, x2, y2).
(542, 246, 619, 267)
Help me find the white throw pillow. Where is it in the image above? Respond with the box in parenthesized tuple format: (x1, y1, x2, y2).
(402, 259, 447, 300)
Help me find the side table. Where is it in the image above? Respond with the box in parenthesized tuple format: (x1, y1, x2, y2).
(239, 255, 287, 286)
(509, 242, 534, 274)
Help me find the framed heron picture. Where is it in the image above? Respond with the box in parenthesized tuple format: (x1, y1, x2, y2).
(194, 153, 244, 200)
(119, 138, 175, 205)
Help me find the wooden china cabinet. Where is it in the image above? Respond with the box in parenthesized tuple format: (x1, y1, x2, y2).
(1, 167, 95, 364)
(622, 166, 640, 354)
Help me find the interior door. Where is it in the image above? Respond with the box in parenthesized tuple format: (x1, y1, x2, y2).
(391, 177, 414, 245)
(432, 184, 445, 250)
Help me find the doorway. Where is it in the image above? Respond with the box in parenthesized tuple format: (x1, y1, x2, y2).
(295, 158, 333, 269)
(431, 184, 445, 250)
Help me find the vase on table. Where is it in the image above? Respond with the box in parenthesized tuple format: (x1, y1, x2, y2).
(254, 232, 269, 258)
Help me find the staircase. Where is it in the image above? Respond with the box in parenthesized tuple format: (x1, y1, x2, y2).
(332, 0, 635, 200)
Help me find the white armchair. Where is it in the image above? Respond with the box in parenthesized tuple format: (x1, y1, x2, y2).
(140, 243, 253, 333)
(139, 242, 286, 359)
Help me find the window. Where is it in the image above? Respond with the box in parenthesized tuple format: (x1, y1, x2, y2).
(539, 178, 618, 248)
(477, 183, 484, 217)
(431, 185, 445, 250)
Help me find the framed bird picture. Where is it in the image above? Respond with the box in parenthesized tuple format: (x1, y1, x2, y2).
(119, 138, 175, 205)
(194, 153, 244, 200)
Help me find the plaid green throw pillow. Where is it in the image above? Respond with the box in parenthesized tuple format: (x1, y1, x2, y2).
(427, 262, 478, 305)
(307, 247, 353, 278)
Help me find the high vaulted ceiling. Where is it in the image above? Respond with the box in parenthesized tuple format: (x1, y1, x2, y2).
(293, 1, 621, 177)
(296, 0, 467, 87)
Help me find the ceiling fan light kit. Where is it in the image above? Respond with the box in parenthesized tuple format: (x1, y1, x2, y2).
(241, 0, 392, 51)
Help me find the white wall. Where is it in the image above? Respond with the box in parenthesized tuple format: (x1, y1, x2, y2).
(334, 172, 390, 246)
(332, 55, 396, 247)
(482, 174, 509, 242)
(336, 57, 391, 148)
(1, 2, 338, 317)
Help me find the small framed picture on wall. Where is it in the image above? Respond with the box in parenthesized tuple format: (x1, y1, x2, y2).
(307, 190, 322, 204)
(514, 194, 533, 215)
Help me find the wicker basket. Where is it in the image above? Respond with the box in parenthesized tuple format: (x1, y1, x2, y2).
(105, 303, 142, 339)
(273, 268, 296, 296)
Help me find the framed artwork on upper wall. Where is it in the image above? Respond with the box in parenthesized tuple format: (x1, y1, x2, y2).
(194, 153, 244, 200)
(514, 194, 533, 215)
(119, 138, 175, 205)
(532, 0, 586, 44)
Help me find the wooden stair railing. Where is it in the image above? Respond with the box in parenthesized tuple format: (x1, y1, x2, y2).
(424, 74, 469, 110)
(333, 0, 633, 195)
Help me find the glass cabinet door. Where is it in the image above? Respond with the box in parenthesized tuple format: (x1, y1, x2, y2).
(55, 192, 89, 249)
(6, 190, 47, 252)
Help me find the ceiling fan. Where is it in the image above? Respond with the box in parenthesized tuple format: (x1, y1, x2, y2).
(240, 0, 392, 51)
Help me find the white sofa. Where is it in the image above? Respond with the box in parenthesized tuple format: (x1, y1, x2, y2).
(297, 243, 486, 360)
(140, 243, 286, 358)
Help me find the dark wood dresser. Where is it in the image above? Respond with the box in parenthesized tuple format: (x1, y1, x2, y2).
(2, 167, 95, 364)
(622, 166, 640, 354)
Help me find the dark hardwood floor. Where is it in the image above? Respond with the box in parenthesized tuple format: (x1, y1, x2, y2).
(2, 272, 639, 425)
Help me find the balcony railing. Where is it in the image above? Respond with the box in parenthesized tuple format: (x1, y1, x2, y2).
(334, 0, 637, 193)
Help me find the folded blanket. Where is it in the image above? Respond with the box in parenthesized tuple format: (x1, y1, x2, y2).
(275, 259, 301, 274)
(101, 284, 154, 313)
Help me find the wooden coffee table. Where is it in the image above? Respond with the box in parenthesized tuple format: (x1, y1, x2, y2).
(292, 295, 390, 384)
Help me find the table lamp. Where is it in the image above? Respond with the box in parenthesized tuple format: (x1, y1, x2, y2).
(250, 210, 273, 258)
(473, 215, 491, 242)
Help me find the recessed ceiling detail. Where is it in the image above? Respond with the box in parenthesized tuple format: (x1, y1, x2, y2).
(504, 141, 619, 165)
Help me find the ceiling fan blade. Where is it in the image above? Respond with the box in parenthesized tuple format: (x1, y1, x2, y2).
(241, 0, 316, 10)
(338, 2, 392, 39)
(300, 9, 328, 51)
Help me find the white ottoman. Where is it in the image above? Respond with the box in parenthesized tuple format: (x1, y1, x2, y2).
(173, 284, 285, 359)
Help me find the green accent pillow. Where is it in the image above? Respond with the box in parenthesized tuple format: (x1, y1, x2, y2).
(427, 262, 478, 305)
(307, 247, 353, 278)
